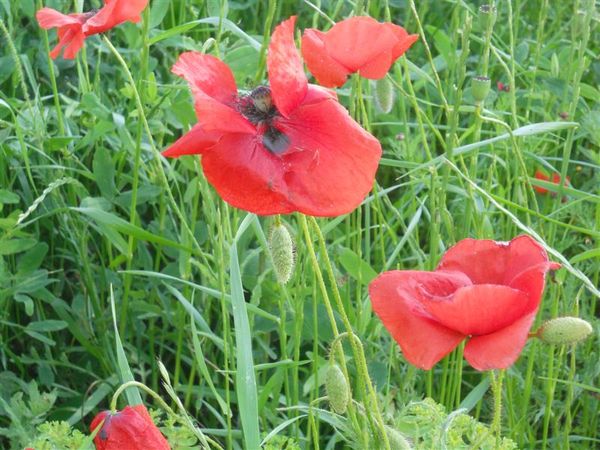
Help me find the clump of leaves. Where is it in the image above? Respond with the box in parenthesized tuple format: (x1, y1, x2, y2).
(395, 398, 517, 450)
(26, 421, 93, 450)
(149, 409, 202, 450)
(264, 435, 302, 450)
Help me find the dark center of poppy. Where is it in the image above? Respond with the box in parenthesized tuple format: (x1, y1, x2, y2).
(99, 412, 117, 440)
(239, 86, 290, 155)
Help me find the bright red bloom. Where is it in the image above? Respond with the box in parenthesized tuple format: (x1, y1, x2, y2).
(36, 0, 148, 59)
(301, 16, 418, 88)
(90, 405, 170, 450)
(162, 17, 382, 217)
(534, 169, 570, 195)
(369, 236, 560, 371)
(497, 81, 510, 92)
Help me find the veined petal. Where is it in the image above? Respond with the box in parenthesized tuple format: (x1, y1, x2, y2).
(267, 16, 308, 117)
(383, 23, 419, 60)
(274, 95, 382, 216)
(464, 311, 537, 371)
(61, 28, 86, 59)
(36, 8, 84, 28)
(369, 271, 467, 370)
(420, 284, 531, 336)
(201, 133, 295, 215)
(192, 91, 255, 134)
(162, 124, 220, 158)
(172, 52, 238, 104)
(301, 29, 349, 88)
(83, 0, 148, 35)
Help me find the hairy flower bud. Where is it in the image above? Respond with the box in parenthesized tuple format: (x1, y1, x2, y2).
(268, 222, 295, 284)
(537, 317, 593, 345)
(325, 363, 350, 414)
(385, 426, 412, 449)
(374, 77, 395, 114)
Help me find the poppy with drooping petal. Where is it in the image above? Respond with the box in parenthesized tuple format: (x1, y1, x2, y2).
(162, 16, 382, 217)
(301, 16, 418, 88)
(534, 169, 570, 195)
(36, 0, 148, 59)
(369, 235, 560, 371)
(90, 404, 170, 450)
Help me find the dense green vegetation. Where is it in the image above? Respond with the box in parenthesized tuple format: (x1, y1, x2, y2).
(0, 0, 598, 449)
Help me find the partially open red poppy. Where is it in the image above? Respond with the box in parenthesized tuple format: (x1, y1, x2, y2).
(36, 0, 148, 59)
(90, 404, 170, 450)
(369, 236, 560, 371)
(162, 16, 382, 217)
(301, 16, 418, 88)
(534, 169, 570, 195)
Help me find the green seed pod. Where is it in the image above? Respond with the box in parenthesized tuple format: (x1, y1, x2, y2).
(385, 426, 412, 450)
(538, 317, 593, 345)
(268, 222, 295, 284)
(325, 364, 351, 414)
(374, 77, 395, 114)
(478, 4, 497, 30)
(471, 76, 491, 103)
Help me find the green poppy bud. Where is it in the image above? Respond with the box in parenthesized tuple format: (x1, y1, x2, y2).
(325, 363, 351, 414)
(472, 76, 491, 103)
(385, 426, 412, 450)
(374, 77, 395, 114)
(479, 4, 497, 30)
(537, 317, 593, 345)
(268, 222, 296, 284)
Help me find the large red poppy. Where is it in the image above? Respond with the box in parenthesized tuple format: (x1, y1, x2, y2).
(534, 169, 570, 195)
(162, 16, 382, 217)
(301, 16, 418, 88)
(90, 404, 170, 450)
(369, 236, 560, 371)
(36, 0, 148, 59)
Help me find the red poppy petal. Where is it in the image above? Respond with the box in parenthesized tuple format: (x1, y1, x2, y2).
(383, 23, 419, 60)
(301, 29, 350, 88)
(464, 311, 537, 371)
(274, 95, 382, 216)
(192, 91, 255, 134)
(303, 83, 338, 104)
(534, 170, 550, 194)
(172, 52, 238, 104)
(201, 133, 295, 215)
(61, 29, 86, 59)
(420, 284, 531, 336)
(323, 16, 399, 72)
(508, 262, 553, 308)
(83, 0, 148, 35)
(369, 271, 467, 369)
(356, 50, 393, 79)
(267, 16, 308, 117)
(437, 235, 550, 286)
(162, 124, 220, 158)
(36, 8, 83, 28)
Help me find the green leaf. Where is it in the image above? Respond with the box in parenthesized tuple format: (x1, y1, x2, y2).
(0, 238, 37, 255)
(149, 0, 170, 28)
(26, 320, 68, 333)
(338, 247, 378, 284)
(93, 148, 117, 200)
(0, 189, 19, 204)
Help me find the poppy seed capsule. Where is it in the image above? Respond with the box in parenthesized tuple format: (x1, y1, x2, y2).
(374, 77, 395, 114)
(385, 426, 413, 449)
(268, 223, 295, 284)
(472, 76, 491, 103)
(325, 363, 351, 414)
(479, 4, 497, 30)
(538, 317, 593, 345)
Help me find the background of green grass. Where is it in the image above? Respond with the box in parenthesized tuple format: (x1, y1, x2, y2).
(0, 0, 599, 448)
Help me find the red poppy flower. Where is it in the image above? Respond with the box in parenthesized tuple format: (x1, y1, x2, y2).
(369, 236, 560, 371)
(90, 404, 170, 450)
(162, 17, 382, 217)
(36, 0, 148, 59)
(534, 169, 570, 195)
(300, 16, 418, 88)
(497, 81, 510, 92)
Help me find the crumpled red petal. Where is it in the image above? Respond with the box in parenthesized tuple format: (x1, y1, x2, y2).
(84, 0, 148, 35)
(274, 92, 382, 216)
(267, 16, 308, 118)
(90, 405, 170, 450)
(420, 284, 531, 336)
(464, 311, 537, 370)
(162, 124, 221, 158)
(301, 29, 349, 88)
(370, 271, 468, 370)
(36, 8, 83, 28)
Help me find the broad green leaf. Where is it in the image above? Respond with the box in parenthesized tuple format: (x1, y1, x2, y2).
(338, 246, 378, 284)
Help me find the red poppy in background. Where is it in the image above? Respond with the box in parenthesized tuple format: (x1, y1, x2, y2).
(369, 236, 560, 371)
(90, 405, 170, 450)
(162, 16, 382, 217)
(534, 169, 570, 195)
(36, 0, 148, 59)
(301, 16, 418, 88)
